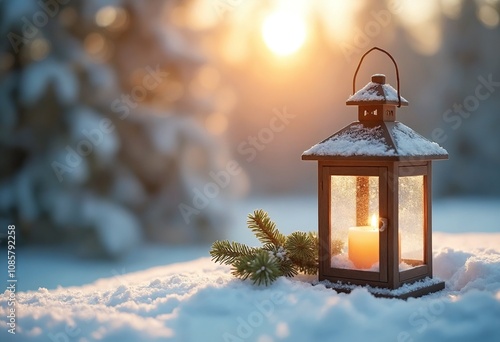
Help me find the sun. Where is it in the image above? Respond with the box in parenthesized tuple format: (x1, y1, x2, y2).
(261, 11, 307, 56)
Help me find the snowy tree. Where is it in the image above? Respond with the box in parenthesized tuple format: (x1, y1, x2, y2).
(0, 0, 238, 257)
(430, 0, 500, 197)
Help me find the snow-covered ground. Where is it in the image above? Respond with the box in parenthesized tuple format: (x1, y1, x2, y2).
(1, 196, 500, 341)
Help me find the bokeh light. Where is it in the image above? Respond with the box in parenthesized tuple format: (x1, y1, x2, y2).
(96, 6, 118, 27)
(477, 5, 500, 28)
(96, 6, 129, 31)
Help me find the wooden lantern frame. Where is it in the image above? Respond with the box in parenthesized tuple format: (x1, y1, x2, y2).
(302, 48, 448, 298)
(314, 160, 438, 290)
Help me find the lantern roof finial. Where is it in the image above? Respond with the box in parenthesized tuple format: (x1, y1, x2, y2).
(371, 74, 386, 84)
(346, 74, 409, 106)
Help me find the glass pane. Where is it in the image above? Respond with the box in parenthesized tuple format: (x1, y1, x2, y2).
(330, 175, 379, 271)
(399, 176, 424, 270)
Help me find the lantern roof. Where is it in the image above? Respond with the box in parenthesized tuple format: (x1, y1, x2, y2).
(302, 121, 448, 161)
(346, 74, 409, 106)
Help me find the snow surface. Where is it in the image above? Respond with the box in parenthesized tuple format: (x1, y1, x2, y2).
(346, 81, 409, 104)
(302, 122, 447, 157)
(319, 276, 444, 297)
(1, 234, 500, 342)
(303, 124, 395, 156)
(2, 197, 499, 341)
(392, 122, 448, 156)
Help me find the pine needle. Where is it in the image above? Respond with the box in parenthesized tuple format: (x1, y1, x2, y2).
(210, 240, 256, 265)
(247, 209, 286, 246)
(232, 250, 281, 286)
(285, 231, 318, 275)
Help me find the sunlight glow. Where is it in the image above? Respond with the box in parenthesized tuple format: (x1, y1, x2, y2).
(317, 0, 358, 43)
(261, 11, 307, 56)
(395, 0, 441, 55)
(477, 5, 500, 28)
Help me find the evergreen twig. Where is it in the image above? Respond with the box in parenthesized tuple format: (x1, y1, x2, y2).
(232, 250, 281, 286)
(286, 231, 317, 275)
(210, 209, 318, 286)
(210, 240, 256, 265)
(247, 209, 286, 246)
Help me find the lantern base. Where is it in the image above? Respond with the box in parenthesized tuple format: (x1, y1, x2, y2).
(317, 277, 445, 299)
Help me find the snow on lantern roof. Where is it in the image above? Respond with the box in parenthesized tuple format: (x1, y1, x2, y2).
(346, 74, 409, 106)
(302, 122, 448, 160)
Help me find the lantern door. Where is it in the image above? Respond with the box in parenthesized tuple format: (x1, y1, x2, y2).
(319, 166, 388, 285)
(397, 164, 432, 284)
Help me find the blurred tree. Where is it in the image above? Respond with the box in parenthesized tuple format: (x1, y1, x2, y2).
(432, 0, 500, 197)
(0, 0, 237, 257)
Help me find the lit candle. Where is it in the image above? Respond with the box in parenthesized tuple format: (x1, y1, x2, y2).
(348, 214, 379, 269)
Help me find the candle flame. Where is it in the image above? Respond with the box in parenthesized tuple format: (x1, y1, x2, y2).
(370, 214, 378, 229)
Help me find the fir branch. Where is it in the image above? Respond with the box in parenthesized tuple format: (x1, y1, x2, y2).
(210, 240, 256, 265)
(302, 232, 319, 275)
(277, 258, 298, 278)
(285, 231, 318, 275)
(297, 259, 319, 275)
(232, 250, 281, 286)
(307, 231, 318, 244)
(210, 209, 319, 286)
(232, 254, 254, 281)
(286, 232, 316, 261)
(263, 244, 298, 278)
(247, 209, 286, 247)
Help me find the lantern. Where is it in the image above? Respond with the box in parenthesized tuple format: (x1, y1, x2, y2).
(302, 48, 448, 298)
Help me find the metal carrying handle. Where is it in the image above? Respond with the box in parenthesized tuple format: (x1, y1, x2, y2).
(352, 47, 402, 108)
(379, 218, 388, 232)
